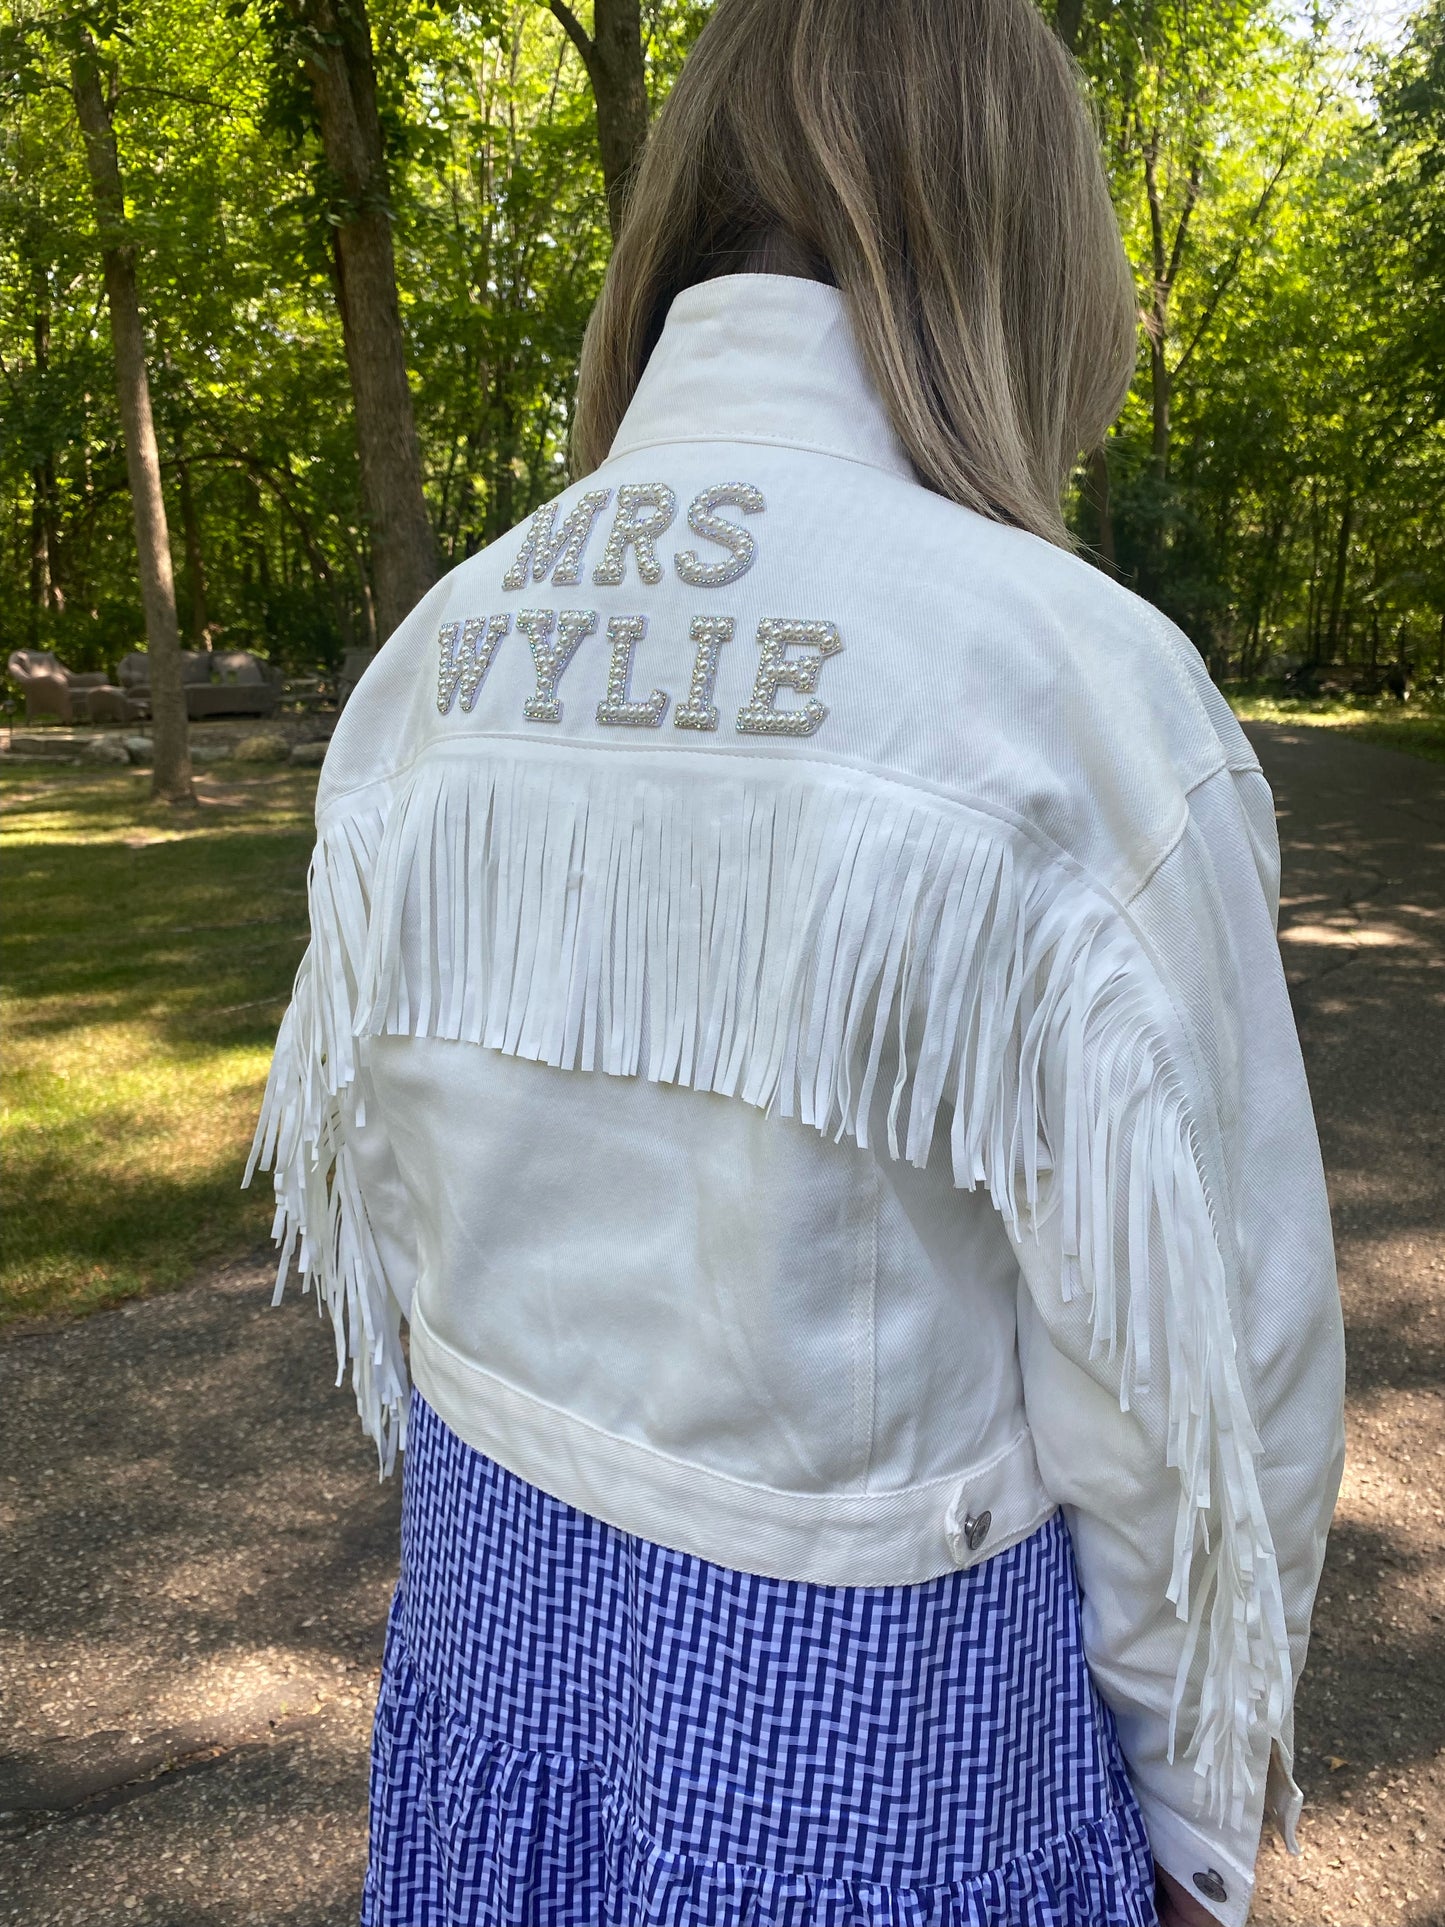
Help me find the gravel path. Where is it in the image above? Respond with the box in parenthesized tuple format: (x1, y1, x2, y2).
(0, 1260, 395, 1927)
(1242, 724, 1444, 1927)
(2, 721, 1441, 1926)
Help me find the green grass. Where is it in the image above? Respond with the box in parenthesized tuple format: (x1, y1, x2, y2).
(1226, 686, 1445, 764)
(0, 761, 318, 1325)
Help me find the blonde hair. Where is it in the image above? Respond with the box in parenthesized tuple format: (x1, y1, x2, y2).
(572, 0, 1140, 550)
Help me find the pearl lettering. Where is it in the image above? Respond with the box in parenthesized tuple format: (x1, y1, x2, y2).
(591, 484, 677, 587)
(736, 619, 843, 737)
(597, 615, 669, 728)
(674, 484, 765, 588)
(518, 607, 597, 724)
(436, 606, 841, 736)
(502, 489, 611, 591)
(673, 616, 735, 731)
(436, 614, 510, 714)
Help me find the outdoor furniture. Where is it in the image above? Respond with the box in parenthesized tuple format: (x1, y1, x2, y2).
(83, 686, 140, 725)
(6, 649, 124, 726)
(116, 648, 283, 721)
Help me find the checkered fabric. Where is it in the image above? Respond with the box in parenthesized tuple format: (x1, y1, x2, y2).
(363, 1395, 1158, 1926)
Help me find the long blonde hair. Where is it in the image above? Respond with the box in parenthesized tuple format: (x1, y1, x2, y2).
(572, 0, 1139, 550)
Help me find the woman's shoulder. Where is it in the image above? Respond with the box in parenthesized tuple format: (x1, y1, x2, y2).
(895, 477, 1254, 776)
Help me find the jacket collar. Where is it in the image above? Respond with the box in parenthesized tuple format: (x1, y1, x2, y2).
(603, 273, 918, 484)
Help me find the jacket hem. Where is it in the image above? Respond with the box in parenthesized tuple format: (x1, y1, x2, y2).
(408, 1299, 1056, 1589)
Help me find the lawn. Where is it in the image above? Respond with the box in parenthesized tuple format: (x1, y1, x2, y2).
(1226, 686, 1445, 764)
(0, 761, 318, 1325)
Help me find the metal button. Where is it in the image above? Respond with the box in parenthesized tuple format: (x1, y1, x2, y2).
(1192, 1869, 1228, 1904)
(963, 1509, 991, 1551)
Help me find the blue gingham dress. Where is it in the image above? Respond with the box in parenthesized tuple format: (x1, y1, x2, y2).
(364, 1395, 1159, 1927)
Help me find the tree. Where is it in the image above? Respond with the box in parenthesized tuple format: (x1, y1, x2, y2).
(408, 6, 611, 551)
(546, 0, 647, 235)
(1068, 0, 1348, 625)
(3, 0, 1440, 700)
(68, 23, 193, 803)
(1375, 0, 1445, 425)
(1055, 0, 1086, 55)
(267, 0, 437, 643)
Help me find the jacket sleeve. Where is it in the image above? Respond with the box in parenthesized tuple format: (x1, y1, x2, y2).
(1008, 755, 1345, 1927)
(245, 793, 419, 1472)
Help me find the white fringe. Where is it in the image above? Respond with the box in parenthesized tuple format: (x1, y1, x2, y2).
(244, 803, 408, 1475)
(255, 746, 1289, 1827)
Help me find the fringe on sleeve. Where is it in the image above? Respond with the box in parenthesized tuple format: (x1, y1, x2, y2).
(244, 801, 408, 1474)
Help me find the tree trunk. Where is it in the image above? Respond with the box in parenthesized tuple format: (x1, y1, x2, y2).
(70, 36, 192, 803)
(28, 300, 65, 633)
(1142, 137, 1202, 487)
(177, 451, 210, 646)
(1244, 497, 1292, 679)
(28, 479, 49, 642)
(1322, 489, 1352, 665)
(1085, 441, 1116, 574)
(39, 456, 63, 614)
(1055, 0, 1087, 52)
(549, 0, 649, 237)
(1147, 338, 1170, 482)
(1304, 482, 1324, 663)
(287, 0, 436, 643)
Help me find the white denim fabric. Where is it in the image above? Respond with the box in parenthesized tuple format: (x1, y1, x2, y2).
(251, 273, 1346, 1927)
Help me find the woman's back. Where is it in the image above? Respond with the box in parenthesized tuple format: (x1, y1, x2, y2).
(250, 6, 1345, 1919)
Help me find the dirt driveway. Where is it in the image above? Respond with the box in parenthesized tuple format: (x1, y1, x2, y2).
(1, 721, 1441, 1926)
(1243, 725, 1444, 1927)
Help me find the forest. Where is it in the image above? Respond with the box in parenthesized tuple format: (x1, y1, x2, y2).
(2, 0, 1443, 756)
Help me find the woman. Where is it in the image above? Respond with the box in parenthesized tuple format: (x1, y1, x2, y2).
(250, 2, 1346, 1922)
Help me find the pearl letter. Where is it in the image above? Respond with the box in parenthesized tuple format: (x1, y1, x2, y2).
(596, 615, 668, 728)
(673, 616, 735, 731)
(674, 484, 765, 587)
(591, 484, 677, 587)
(437, 614, 510, 715)
(502, 489, 611, 591)
(518, 608, 597, 723)
(735, 619, 842, 737)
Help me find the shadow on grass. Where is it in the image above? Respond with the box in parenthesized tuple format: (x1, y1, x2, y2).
(4, 781, 315, 1036)
(0, 1148, 280, 1323)
(1, 763, 320, 1319)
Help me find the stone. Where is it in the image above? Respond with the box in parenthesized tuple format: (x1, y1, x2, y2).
(289, 740, 329, 766)
(190, 744, 232, 764)
(123, 736, 153, 764)
(233, 733, 290, 764)
(83, 737, 131, 766)
(4, 734, 84, 762)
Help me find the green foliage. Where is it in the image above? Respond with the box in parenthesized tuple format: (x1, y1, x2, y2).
(1068, 0, 1445, 680)
(0, 0, 621, 671)
(0, 759, 319, 1322)
(0, 0, 1440, 685)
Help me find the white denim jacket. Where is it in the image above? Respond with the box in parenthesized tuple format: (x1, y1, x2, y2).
(251, 273, 1345, 1926)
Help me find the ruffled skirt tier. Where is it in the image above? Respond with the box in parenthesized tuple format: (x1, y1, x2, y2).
(363, 1395, 1157, 1927)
